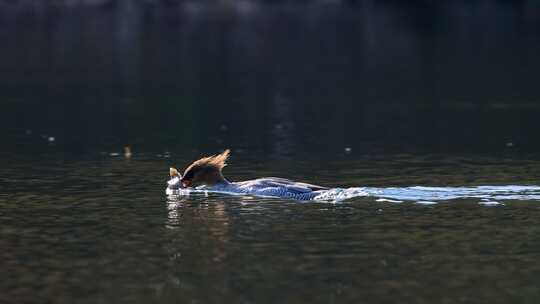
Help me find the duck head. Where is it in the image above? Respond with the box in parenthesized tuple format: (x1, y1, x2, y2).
(177, 149, 230, 188)
(167, 167, 183, 190)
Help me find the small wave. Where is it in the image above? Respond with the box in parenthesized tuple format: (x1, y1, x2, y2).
(167, 185, 540, 203)
(313, 185, 540, 202)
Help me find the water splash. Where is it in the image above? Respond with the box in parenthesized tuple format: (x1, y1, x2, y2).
(168, 185, 540, 204)
(313, 185, 540, 203)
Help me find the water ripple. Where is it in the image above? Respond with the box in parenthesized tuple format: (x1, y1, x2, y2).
(314, 185, 540, 202)
(168, 185, 540, 203)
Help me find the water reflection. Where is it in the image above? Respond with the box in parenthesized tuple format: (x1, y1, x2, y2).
(165, 197, 186, 229)
(166, 194, 236, 267)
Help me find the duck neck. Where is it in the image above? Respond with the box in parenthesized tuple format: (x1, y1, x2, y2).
(215, 177, 231, 186)
(208, 171, 231, 187)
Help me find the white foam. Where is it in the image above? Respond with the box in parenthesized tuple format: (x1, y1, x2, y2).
(478, 201, 504, 206)
(415, 201, 438, 205)
(376, 198, 403, 203)
(166, 184, 540, 203)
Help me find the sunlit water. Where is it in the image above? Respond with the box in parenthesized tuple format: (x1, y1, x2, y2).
(3, 152, 540, 303)
(168, 185, 540, 205)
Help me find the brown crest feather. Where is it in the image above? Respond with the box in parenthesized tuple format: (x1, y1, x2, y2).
(190, 149, 230, 172)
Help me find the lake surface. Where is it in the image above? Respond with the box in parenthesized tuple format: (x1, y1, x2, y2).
(2, 1, 540, 303)
(2, 151, 540, 304)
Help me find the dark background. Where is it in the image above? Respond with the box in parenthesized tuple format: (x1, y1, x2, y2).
(1, 0, 540, 157)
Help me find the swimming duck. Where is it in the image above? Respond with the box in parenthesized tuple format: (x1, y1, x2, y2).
(167, 149, 328, 200)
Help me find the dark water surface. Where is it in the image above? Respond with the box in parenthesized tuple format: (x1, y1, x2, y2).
(2, 0, 540, 154)
(2, 151, 540, 304)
